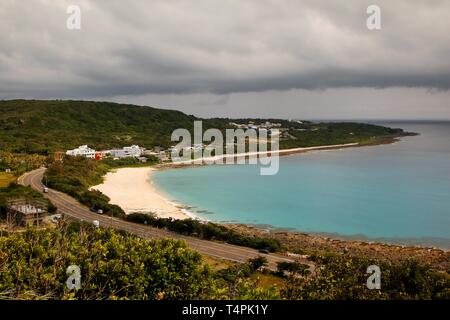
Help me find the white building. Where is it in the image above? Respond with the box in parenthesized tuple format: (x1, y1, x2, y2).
(66, 145, 96, 158)
(109, 145, 143, 159)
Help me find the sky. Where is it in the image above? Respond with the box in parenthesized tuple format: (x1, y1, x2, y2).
(0, 0, 449, 120)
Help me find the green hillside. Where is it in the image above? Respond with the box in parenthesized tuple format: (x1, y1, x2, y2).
(0, 100, 204, 153)
(0, 99, 409, 155)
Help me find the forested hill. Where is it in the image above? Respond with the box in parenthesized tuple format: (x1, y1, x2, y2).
(0, 99, 408, 154)
(0, 100, 223, 153)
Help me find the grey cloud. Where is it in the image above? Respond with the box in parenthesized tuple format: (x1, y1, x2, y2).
(0, 0, 449, 99)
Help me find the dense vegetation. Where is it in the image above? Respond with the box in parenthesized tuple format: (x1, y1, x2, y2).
(0, 151, 46, 176)
(0, 183, 56, 221)
(1, 223, 447, 300)
(0, 222, 278, 300)
(0, 173, 15, 188)
(281, 253, 450, 300)
(100, 156, 158, 168)
(0, 100, 225, 154)
(0, 100, 409, 154)
(126, 213, 283, 252)
(44, 156, 125, 218)
(281, 122, 409, 149)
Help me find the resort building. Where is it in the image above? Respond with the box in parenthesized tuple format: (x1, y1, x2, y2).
(109, 145, 143, 159)
(66, 145, 96, 158)
(143, 150, 169, 161)
(95, 152, 104, 161)
(153, 146, 164, 152)
(228, 121, 282, 130)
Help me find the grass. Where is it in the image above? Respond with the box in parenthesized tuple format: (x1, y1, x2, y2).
(251, 273, 286, 291)
(203, 256, 237, 272)
(0, 173, 16, 188)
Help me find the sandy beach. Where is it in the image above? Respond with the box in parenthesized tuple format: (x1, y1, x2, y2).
(167, 142, 360, 165)
(90, 142, 363, 221)
(91, 167, 188, 219)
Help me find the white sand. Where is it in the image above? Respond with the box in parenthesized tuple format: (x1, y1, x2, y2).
(91, 142, 360, 220)
(170, 143, 359, 164)
(91, 167, 188, 220)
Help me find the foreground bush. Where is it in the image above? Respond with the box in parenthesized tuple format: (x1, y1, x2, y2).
(0, 223, 278, 300)
(126, 213, 283, 252)
(280, 254, 450, 300)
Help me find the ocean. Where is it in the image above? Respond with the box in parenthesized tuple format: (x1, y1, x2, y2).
(152, 122, 450, 249)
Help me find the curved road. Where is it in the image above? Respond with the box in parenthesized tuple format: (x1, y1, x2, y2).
(19, 168, 307, 271)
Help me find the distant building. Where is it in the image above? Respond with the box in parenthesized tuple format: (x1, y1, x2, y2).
(143, 150, 170, 161)
(228, 122, 248, 129)
(95, 152, 104, 161)
(137, 157, 147, 163)
(109, 145, 143, 159)
(66, 145, 96, 158)
(159, 153, 170, 161)
(6, 198, 48, 228)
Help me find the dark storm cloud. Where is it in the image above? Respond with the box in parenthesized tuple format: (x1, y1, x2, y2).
(0, 0, 449, 99)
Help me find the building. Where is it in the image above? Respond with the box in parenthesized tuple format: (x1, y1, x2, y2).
(137, 157, 147, 163)
(6, 198, 48, 228)
(153, 146, 164, 152)
(109, 145, 143, 159)
(95, 152, 104, 161)
(143, 150, 169, 161)
(159, 153, 170, 161)
(66, 145, 96, 158)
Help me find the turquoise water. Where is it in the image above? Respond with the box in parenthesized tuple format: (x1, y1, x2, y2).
(153, 122, 450, 248)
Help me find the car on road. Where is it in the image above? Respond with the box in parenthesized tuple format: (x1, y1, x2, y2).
(90, 207, 104, 214)
(258, 249, 270, 254)
(49, 214, 62, 223)
(93, 220, 100, 227)
(43, 187, 49, 193)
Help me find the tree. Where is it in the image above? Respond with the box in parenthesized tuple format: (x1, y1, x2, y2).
(248, 256, 268, 272)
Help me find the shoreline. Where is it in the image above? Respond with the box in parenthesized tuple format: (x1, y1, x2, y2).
(91, 137, 450, 253)
(157, 142, 373, 168)
(227, 224, 450, 271)
(91, 141, 372, 220)
(156, 134, 408, 170)
(91, 167, 188, 220)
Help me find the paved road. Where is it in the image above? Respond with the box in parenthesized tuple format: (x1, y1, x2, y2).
(19, 168, 307, 271)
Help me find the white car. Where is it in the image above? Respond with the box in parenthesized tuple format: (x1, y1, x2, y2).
(93, 220, 100, 227)
(49, 214, 62, 223)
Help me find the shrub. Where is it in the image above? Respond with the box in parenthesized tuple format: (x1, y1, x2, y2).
(126, 213, 283, 252)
